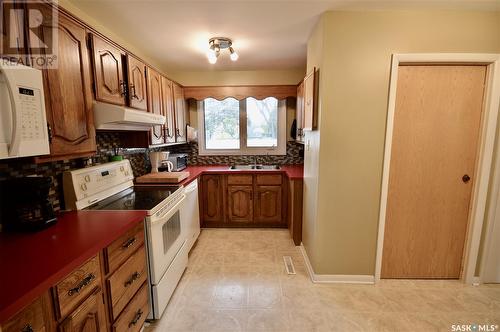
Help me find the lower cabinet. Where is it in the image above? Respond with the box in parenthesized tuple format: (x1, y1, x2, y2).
(227, 185, 254, 223)
(200, 175, 224, 224)
(254, 185, 282, 223)
(0, 222, 148, 332)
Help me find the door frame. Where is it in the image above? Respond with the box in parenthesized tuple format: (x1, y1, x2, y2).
(375, 53, 500, 284)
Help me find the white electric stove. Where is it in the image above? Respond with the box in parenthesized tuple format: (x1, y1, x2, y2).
(63, 160, 188, 320)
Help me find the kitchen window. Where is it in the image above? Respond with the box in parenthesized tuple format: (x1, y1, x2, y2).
(198, 97, 286, 155)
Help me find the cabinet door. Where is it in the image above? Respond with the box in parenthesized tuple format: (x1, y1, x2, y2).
(127, 55, 147, 111)
(303, 68, 317, 131)
(146, 67, 164, 145)
(296, 81, 305, 142)
(2, 297, 46, 332)
(59, 289, 106, 332)
(173, 83, 187, 143)
(1, 1, 27, 60)
(200, 175, 223, 224)
(30, 6, 95, 159)
(90, 34, 126, 105)
(161, 76, 176, 144)
(255, 186, 283, 224)
(227, 186, 253, 223)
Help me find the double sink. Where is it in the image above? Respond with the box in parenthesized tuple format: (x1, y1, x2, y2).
(229, 164, 281, 170)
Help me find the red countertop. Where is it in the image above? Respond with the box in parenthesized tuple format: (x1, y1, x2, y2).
(176, 164, 304, 186)
(0, 210, 147, 323)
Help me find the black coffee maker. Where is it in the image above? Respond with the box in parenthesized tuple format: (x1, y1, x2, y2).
(0, 176, 57, 232)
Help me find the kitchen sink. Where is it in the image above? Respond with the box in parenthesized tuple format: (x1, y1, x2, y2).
(229, 164, 281, 170)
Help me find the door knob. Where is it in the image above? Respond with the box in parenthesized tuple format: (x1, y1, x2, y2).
(462, 174, 471, 183)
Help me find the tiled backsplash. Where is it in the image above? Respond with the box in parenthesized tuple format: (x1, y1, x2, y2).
(0, 132, 303, 211)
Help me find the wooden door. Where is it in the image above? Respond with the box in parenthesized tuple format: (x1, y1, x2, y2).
(381, 65, 487, 279)
(29, 6, 95, 159)
(59, 289, 106, 332)
(200, 175, 223, 224)
(296, 81, 305, 142)
(227, 186, 253, 223)
(254, 186, 283, 224)
(303, 68, 317, 131)
(146, 67, 164, 145)
(90, 34, 126, 105)
(127, 55, 147, 111)
(161, 76, 176, 144)
(173, 83, 187, 143)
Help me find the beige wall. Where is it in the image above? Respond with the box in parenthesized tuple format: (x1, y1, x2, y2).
(304, 10, 500, 275)
(168, 69, 305, 86)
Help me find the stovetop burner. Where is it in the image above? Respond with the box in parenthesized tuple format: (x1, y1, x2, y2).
(85, 185, 181, 211)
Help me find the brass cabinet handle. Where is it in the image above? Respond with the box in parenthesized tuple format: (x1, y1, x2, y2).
(124, 272, 141, 287)
(129, 83, 138, 99)
(128, 309, 143, 328)
(122, 237, 136, 249)
(21, 324, 33, 332)
(68, 273, 96, 296)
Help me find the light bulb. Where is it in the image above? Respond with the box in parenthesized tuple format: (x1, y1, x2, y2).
(229, 47, 238, 61)
(208, 53, 217, 64)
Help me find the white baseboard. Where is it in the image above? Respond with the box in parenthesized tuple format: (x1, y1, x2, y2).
(299, 244, 375, 284)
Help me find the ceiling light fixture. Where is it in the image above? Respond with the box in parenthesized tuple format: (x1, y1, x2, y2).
(207, 37, 238, 64)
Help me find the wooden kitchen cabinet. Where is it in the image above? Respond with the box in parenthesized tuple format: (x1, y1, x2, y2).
(90, 34, 126, 106)
(303, 67, 318, 131)
(227, 185, 253, 223)
(287, 179, 303, 245)
(254, 185, 283, 224)
(1, 1, 27, 61)
(200, 175, 224, 225)
(146, 66, 164, 146)
(59, 288, 106, 332)
(296, 80, 305, 142)
(126, 55, 148, 111)
(161, 76, 177, 144)
(173, 82, 187, 143)
(29, 5, 96, 161)
(1, 294, 53, 332)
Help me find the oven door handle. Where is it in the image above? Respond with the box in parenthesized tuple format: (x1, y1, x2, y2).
(149, 194, 186, 226)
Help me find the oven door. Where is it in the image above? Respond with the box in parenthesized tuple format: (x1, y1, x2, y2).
(146, 194, 186, 285)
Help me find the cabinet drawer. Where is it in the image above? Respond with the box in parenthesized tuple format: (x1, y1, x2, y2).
(107, 245, 147, 320)
(256, 174, 282, 185)
(2, 297, 46, 332)
(54, 255, 101, 318)
(227, 175, 253, 185)
(112, 283, 149, 332)
(105, 223, 144, 273)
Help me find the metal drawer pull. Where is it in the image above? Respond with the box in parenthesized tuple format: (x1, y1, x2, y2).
(68, 273, 96, 296)
(21, 324, 33, 332)
(122, 237, 137, 249)
(124, 272, 141, 287)
(128, 309, 143, 328)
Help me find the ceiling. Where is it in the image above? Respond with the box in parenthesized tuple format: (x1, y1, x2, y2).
(68, 0, 500, 72)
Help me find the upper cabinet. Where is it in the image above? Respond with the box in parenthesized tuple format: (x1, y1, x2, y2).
(296, 80, 305, 142)
(29, 4, 96, 160)
(146, 67, 164, 145)
(161, 76, 176, 144)
(173, 82, 187, 143)
(303, 67, 318, 131)
(127, 55, 148, 111)
(1, 2, 27, 60)
(90, 34, 126, 106)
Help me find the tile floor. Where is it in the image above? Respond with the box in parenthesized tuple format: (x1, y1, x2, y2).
(145, 229, 500, 332)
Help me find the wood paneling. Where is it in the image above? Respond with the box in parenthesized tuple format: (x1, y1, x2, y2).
(53, 255, 101, 319)
(173, 82, 187, 143)
(381, 65, 487, 279)
(29, 6, 96, 160)
(107, 246, 147, 320)
(227, 185, 253, 222)
(105, 223, 144, 274)
(90, 34, 125, 106)
(146, 67, 164, 145)
(161, 77, 176, 144)
(184, 85, 297, 101)
(59, 288, 106, 332)
(254, 185, 283, 224)
(126, 55, 147, 111)
(200, 175, 224, 224)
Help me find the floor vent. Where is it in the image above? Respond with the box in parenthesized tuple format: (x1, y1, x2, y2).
(283, 256, 296, 275)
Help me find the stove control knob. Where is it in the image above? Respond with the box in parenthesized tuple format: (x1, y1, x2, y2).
(84, 175, 91, 183)
(80, 183, 88, 191)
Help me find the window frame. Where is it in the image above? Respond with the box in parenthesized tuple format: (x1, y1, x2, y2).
(198, 98, 286, 156)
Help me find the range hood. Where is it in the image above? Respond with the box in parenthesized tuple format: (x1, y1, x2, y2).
(93, 102, 166, 131)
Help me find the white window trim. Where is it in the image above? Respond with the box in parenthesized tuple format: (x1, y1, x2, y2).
(197, 98, 287, 156)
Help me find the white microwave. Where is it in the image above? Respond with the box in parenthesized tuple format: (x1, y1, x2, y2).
(0, 62, 50, 159)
